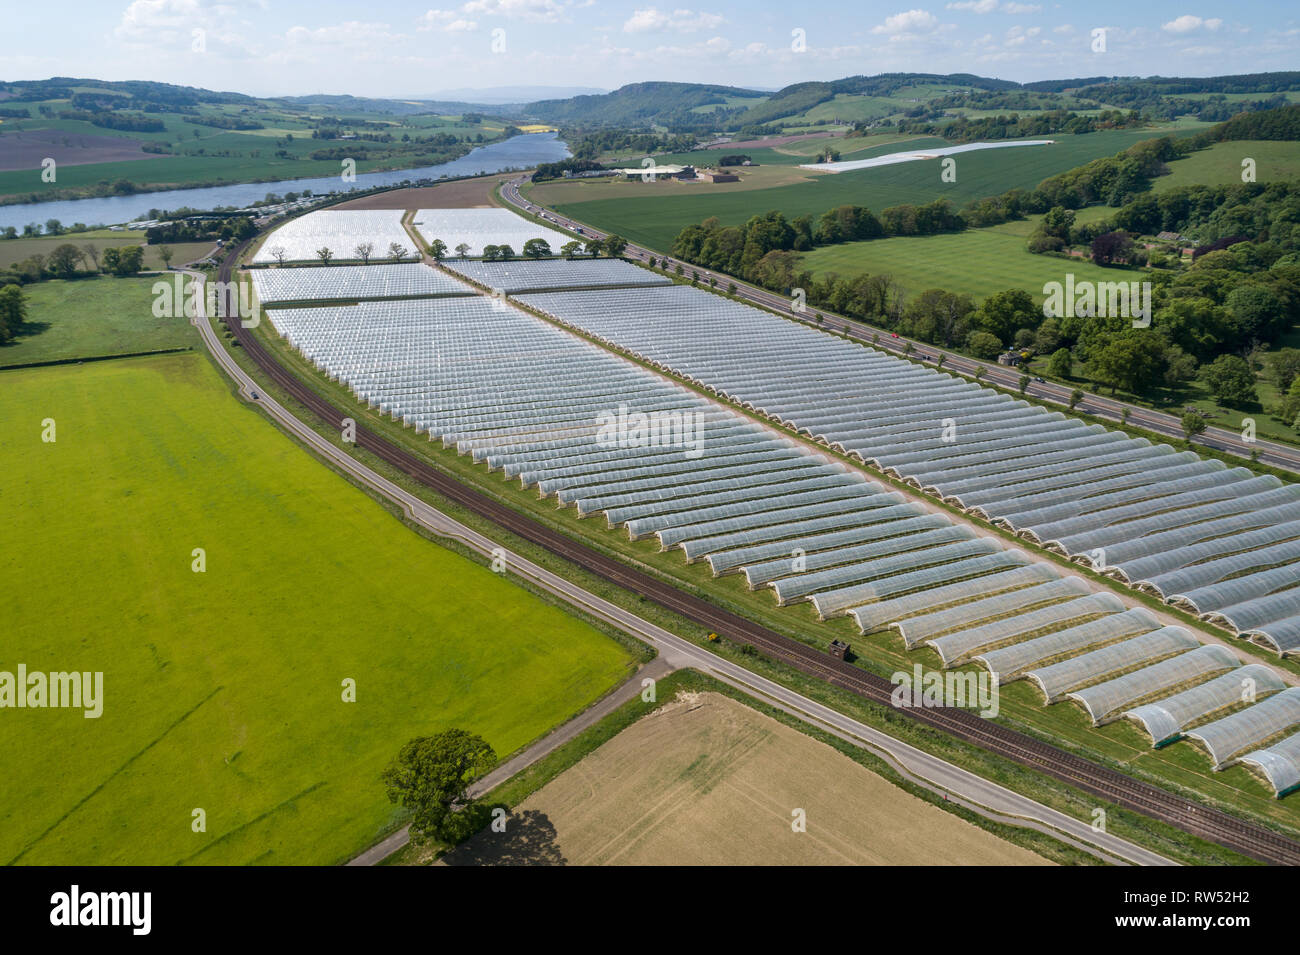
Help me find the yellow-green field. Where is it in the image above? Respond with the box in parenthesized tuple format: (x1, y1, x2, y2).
(0, 352, 634, 865)
(798, 219, 1128, 303)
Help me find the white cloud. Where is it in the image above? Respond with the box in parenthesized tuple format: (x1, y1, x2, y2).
(623, 8, 726, 34)
(1163, 15, 1223, 34)
(461, 0, 568, 22)
(946, 0, 1040, 12)
(872, 9, 939, 35)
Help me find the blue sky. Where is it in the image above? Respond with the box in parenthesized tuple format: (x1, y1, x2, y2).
(3, 0, 1297, 99)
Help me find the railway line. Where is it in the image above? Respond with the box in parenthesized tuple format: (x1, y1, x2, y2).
(219, 234, 1300, 865)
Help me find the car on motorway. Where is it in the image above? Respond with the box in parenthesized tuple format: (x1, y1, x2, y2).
(1034, 376, 1045, 383)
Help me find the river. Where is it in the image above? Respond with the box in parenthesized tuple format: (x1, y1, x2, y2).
(0, 131, 570, 231)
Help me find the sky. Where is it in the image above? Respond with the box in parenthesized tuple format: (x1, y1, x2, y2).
(2, 0, 1298, 100)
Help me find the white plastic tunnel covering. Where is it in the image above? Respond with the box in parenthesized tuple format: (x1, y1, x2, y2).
(1123, 664, 1288, 746)
(1183, 687, 1300, 769)
(1238, 731, 1300, 797)
(1064, 644, 1239, 726)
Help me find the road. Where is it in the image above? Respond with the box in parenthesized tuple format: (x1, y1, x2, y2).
(499, 178, 1300, 474)
(188, 264, 1175, 866)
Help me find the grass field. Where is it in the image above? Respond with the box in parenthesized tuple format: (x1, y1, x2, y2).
(442, 691, 1051, 865)
(0, 235, 215, 271)
(0, 352, 634, 864)
(1152, 139, 1300, 193)
(799, 219, 1129, 303)
(0, 276, 198, 366)
(553, 128, 1206, 251)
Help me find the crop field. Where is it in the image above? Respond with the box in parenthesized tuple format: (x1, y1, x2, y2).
(0, 352, 634, 865)
(1151, 139, 1300, 193)
(798, 219, 1126, 303)
(0, 275, 199, 366)
(553, 128, 1205, 251)
(443, 691, 1052, 865)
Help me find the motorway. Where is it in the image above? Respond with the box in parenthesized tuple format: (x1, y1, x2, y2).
(205, 226, 1300, 863)
(499, 177, 1300, 474)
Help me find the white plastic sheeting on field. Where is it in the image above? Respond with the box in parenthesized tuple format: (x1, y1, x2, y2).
(253, 210, 416, 264)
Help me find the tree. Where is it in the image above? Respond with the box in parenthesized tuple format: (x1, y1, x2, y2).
(80, 243, 101, 272)
(269, 246, 288, 267)
(1225, 285, 1286, 341)
(1267, 348, 1300, 393)
(45, 218, 63, 236)
(158, 245, 174, 270)
(0, 284, 27, 343)
(1200, 354, 1258, 407)
(354, 242, 374, 265)
(47, 243, 82, 278)
(387, 242, 408, 261)
(584, 239, 602, 257)
(497, 244, 515, 261)
(1047, 347, 1073, 379)
(1068, 389, 1084, 411)
(974, 288, 1036, 346)
(603, 234, 627, 257)
(112, 246, 143, 276)
(1082, 331, 1169, 395)
(1181, 410, 1207, 440)
(1018, 374, 1030, 394)
(427, 239, 447, 261)
(455, 242, 471, 258)
(1091, 230, 1134, 266)
(481, 244, 500, 262)
(966, 329, 1003, 360)
(522, 238, 551, 259)
(101, 247, 121, 274)
(316, 246, 334, 266)
(382, 729, 496, 844)
(560, 240, 582, 259)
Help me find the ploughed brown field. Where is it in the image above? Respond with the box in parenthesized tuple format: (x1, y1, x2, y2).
(332, 173, 513, 210)
(0, 129, 153, 171)
(442, 692, 1052, 866)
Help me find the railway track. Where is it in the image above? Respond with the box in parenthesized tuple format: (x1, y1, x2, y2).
(218, 238, 1300, 865)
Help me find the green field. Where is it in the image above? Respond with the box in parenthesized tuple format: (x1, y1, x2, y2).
(0, 235, 214, 271)
(799, 219, 1129, 303)
(0, 276, 198, 366)
(554, 128, 1206, 251)
(1152, 139, 1300, 193)
(0, 352, 633, 864)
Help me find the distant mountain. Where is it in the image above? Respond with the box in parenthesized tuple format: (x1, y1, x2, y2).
(522, 81, 766, 126)
(423, 85, 607, 105)
(280, 93, 513, 116)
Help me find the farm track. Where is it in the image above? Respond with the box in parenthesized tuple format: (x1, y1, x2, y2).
(219, 237, 1300, 866)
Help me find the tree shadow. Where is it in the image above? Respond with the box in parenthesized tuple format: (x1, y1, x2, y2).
(440, 808, 567, 867)
(1, 318, 51, 345)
